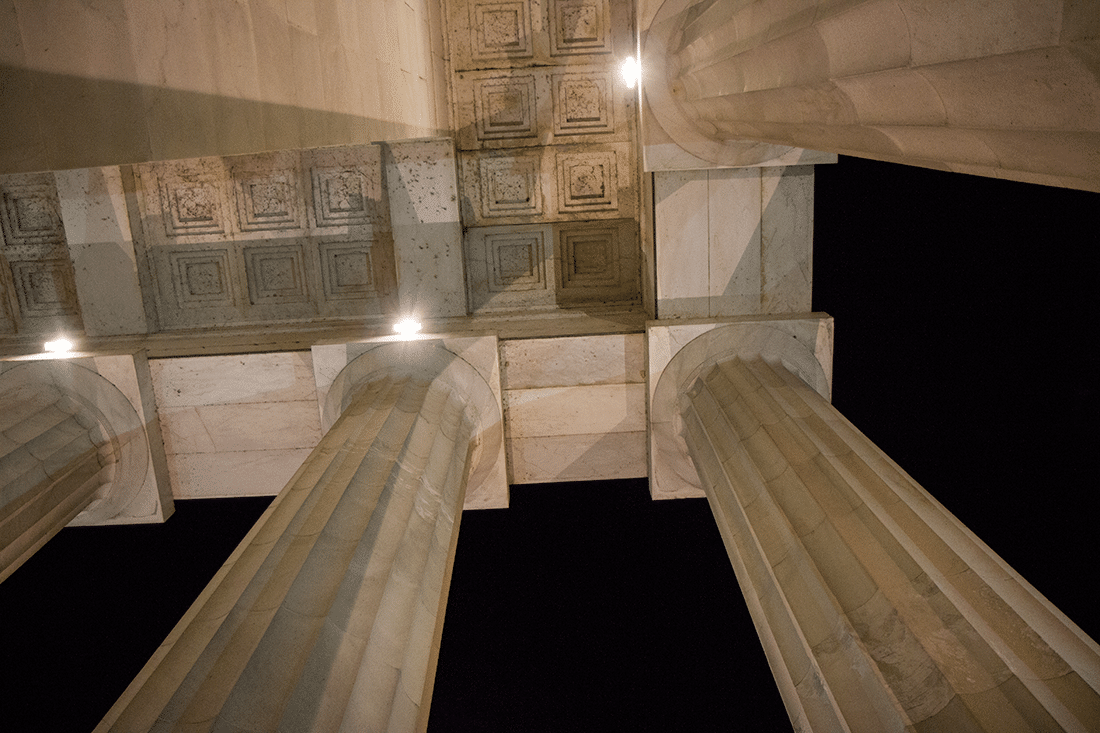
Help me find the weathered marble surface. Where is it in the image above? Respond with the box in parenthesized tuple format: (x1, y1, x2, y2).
(55, 167, 149, 336)
(131, 145, 397, 330)
(149, 352, 322, 499)
(655, 165, 814, 318)
(0, 0, 448, 174)
(384, 139, 468, 319)
(500, 333, 645, 388)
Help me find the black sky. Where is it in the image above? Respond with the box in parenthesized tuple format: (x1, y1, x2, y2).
(0, 156, 1096, 732)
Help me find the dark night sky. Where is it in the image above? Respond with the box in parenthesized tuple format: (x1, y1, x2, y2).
(1, 156, 1096, 732)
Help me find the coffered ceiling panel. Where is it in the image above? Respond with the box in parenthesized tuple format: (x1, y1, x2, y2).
(0, 173, 83, 335)
(132, 146, 396, 330)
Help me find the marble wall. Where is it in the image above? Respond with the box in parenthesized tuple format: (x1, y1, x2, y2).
(0, 0, 449, 174)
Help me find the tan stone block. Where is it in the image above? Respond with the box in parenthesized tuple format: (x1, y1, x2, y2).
(504, 382, 645, 438)
(506, 431, 645, 483)
(500, 333, 644, 389)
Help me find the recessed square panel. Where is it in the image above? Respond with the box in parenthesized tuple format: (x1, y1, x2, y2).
(169, 249, 235, 306)
(0, 182, 64, 247)
(488, 232, 546, 292)
(311, 167, 380, 228)
(552, 73, 614, 135)
(235, 172, 302, 232)
(162, 180, 227, 237)
(472, 1, 533, 59)
(556, 151, 617, 211)
(558, 226, 620, 288)
(10, 260, 79, 316)
(320, 241, 377, 300)
(550, 0, 612, 55)
(244, 244, 309, 304)
(480, 155, 542, 217)
(475, 76, 538, 140)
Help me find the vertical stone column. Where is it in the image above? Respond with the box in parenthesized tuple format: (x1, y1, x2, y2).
(0, 356, 169, 581)
(680, 356, 1100, 732)
(0, 378, 114, 581)
(643, 0, 1100, 191)
(97, 342, 501, 733)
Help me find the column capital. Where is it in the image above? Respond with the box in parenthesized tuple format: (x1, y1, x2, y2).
(316, 336, 508, 509)
(647, 316, 832, 499)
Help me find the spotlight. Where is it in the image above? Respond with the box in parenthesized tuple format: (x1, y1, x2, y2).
(393, 318, 422, 337)
(44, 338, 73, 354)
(621, 56, 640, 89)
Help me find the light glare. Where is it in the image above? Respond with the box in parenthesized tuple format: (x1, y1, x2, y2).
(44, 338, 73, 354)
(621, 56, 639, 89)
(393, 318, 422, 337)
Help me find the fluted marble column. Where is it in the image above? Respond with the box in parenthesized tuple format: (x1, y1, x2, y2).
(0, 365, 117, 582)
(643, 0, 1100, 191)
(97, 343, 499, 733)
(681, 356, 1100, 731)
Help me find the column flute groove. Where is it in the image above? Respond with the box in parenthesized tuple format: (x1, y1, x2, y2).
(680, 355, 1100, 732)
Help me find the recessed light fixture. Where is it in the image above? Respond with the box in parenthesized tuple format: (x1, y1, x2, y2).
(393, 318, 422, 338)
(44, 338, 73, 354)
(621, 56, 640, 89)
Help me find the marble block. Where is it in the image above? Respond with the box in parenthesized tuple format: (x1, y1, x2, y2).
(166, 449, 315, 499)
(500, 333, 645, 389)
(508, 431, 646, 484)
(55, 167, 149, 336)
(150, 352, 319, 407)
(150, 351, 323, 499)
(383, 139, 467, 319)
(159, 402, 321, 455)
(497, 333, 647, 484)
(504, 383, 646, 437)
(655, 166, 813, 318)
(761, 166, 814, 314)
(647, 316, 834, 500)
